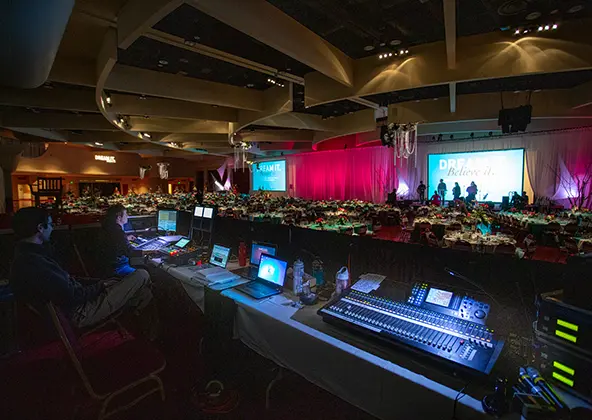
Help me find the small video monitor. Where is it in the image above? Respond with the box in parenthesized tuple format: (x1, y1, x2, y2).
(158, 210, 177, 232)
(194, 206, 204, 217)
(203, 208, 213, 219)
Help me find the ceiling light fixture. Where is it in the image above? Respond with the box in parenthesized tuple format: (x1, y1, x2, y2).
(95, 142, 103, 146)
(105, 94, 111, 105)
(143, 132, 151, 139)
(363, 45, 375, 51)
(538, 26, 543, 31)
(158, 59, 168, 65)
(267, 78, 285, 88)
(552, 23, 558, 29)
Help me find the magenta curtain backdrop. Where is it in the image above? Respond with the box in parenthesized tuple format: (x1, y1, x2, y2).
(286, 146, 397, 203)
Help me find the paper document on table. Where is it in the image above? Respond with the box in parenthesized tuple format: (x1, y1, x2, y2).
(268, 294, 293, 306)
(351, 273, 386, 293)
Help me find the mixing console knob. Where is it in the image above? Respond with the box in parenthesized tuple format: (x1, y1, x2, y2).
(474, 309, 486, 319)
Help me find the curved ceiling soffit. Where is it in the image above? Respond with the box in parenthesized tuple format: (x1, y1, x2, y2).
(94, 1, 228, 157)
(303, 22, 592, 108)
(311, 84, 592, 147)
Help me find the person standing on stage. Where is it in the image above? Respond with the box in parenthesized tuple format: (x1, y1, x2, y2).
(466, 181, 478, 202)
(452, 182, 461, 201)
(437, 179, 447, 203)
(417, 181, 426, 204)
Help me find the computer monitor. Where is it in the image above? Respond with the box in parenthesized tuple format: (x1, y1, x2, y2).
(157, 210, 177, 232)
(176, 210, 192, 237)
(210, 244, 230, 268)
(194, 206, 204, 217)
(251, 242, 277, 266)
(203, 208, 213, 219)
(257, 254, 287, 287)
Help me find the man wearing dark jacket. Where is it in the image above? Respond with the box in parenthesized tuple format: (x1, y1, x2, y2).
(10, 207, 152, 328)
(98, 204, 143, 278)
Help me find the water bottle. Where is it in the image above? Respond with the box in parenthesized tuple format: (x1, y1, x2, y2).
(312, 258, 325, 287)
(334, 266, 349, 296)
(238, 241, 247, 266)
(293, 259, 304, 295)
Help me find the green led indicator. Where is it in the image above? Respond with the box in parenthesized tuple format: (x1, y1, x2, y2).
(552, 372, 574, 387)
(557, 319, 579, 332)
(555, 330, 577, 343)
(553, 361, 575, 376)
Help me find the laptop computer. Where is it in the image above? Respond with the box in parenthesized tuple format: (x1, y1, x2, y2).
(199, 244, 231, 270)
(235, 254, 287, 299)
(234, 241, 277, 280)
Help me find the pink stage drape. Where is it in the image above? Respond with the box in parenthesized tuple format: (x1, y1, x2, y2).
(287, 146, 397, 203)
(396, 127, 592, 207)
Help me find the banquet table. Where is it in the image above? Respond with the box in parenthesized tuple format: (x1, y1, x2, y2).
(443, 232, 517, 253)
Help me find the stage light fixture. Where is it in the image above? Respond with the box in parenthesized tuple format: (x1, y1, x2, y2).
(544, 25, 550, 30)
(105, 94, 111, 105)
(514, 29, 520, 35)
(143, 132, 151, 139)
(400, 49, 404, 55)
(552, 24, 558, 29)
(95, 142, 103, 146)
(538, 26, 543, 31)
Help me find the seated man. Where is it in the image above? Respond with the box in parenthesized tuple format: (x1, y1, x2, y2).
(430, 190, 441, 206)
(9, 207, 152, 329)
(98, 204, 144, 278)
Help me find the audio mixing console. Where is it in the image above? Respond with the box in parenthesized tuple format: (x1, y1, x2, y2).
(319, 285, 504, 374)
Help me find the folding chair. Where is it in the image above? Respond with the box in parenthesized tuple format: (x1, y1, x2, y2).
(46, 302, 166, 420)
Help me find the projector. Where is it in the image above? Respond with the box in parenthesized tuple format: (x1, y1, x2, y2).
(498, 105, 532, 134)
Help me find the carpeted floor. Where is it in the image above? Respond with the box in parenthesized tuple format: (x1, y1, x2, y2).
(0, 269, 377, 420)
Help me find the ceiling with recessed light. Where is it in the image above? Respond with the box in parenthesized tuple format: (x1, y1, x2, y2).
(0, 0, 591, 165)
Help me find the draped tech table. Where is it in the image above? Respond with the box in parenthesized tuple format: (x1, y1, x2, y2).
(148, 258, 500, 419)
(149, 257, 589, 419)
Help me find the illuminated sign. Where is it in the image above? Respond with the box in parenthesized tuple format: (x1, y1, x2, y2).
(95, 155, 116, 164)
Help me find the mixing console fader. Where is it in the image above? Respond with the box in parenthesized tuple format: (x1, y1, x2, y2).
(319, 287, 504, 374)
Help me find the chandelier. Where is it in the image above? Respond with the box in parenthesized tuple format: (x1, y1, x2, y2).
(139, 164, 151, 179)
(382, 122, 418, 167)
(229, 133, 252, 171)
(157, 162, 170, 179)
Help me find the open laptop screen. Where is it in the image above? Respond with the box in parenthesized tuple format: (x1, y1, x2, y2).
(251, 242, 277, 266)
(210, 244, 230, 268)
(257, 254, 287, 286)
